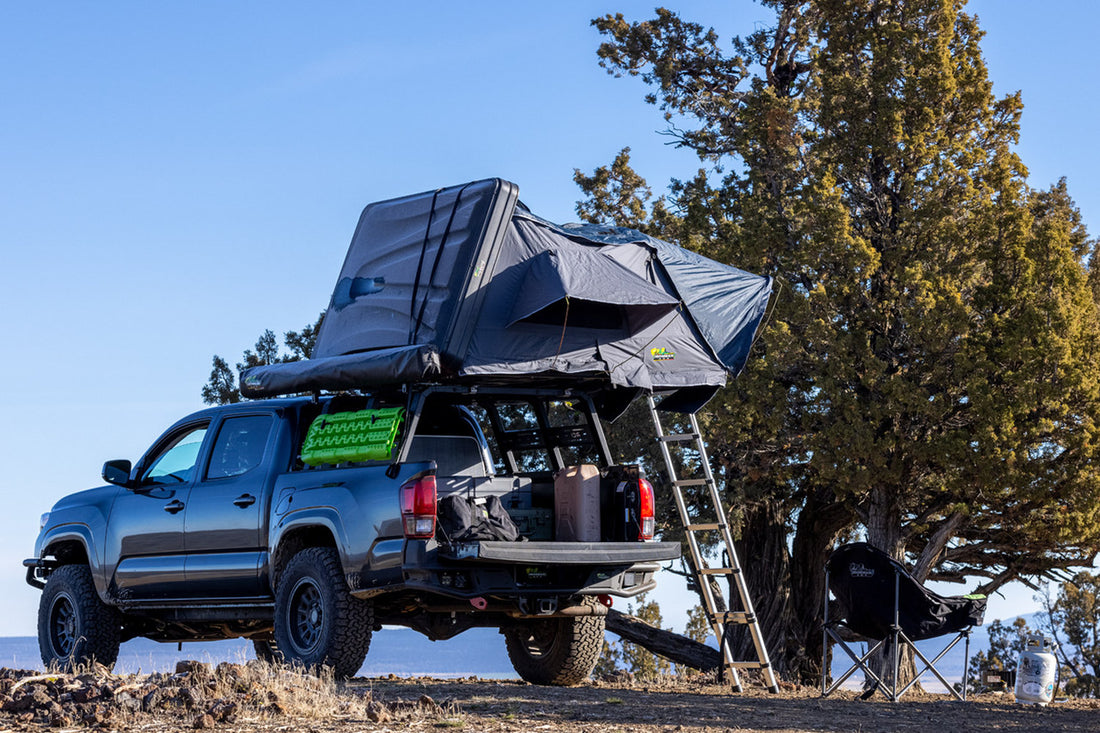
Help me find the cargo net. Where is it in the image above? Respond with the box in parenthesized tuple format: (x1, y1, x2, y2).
(300, 407, 405, 466)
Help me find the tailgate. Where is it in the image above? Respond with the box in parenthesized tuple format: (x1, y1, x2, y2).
(439, 540, 681, 565)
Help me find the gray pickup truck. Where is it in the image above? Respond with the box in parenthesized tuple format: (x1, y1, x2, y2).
(26, 386, 679, 684)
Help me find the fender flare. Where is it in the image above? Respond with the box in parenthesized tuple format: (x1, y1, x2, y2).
(269, 506, 353, 587)
(38, 524, 107, 598)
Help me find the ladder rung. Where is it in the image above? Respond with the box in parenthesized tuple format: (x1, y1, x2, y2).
(714, 611, 753, 624)
(685, 522, 723, 531)
(657, 433, 700, 443)
(673, 478, 712, 487)
(728, 661, 771, 669)
(698, 567, 736, 575)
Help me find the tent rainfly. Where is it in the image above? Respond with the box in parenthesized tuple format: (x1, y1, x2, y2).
(241, 178, 773, 414)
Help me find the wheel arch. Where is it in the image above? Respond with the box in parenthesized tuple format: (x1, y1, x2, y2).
(271, 518, 342, 590)
(40, 525, 107, 598)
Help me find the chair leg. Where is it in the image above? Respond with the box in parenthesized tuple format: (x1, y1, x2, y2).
(822, 568, 830, 696)
(890, 573, 901, 702)
(963, 631, 971, 701)
(896, 631, 969, 700)
(823, 629, 888, 697)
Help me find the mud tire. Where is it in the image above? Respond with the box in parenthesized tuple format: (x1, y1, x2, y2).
(503, 599, 605, 686)
(273, 547, 372, 678)
(38, 564, 121, 671)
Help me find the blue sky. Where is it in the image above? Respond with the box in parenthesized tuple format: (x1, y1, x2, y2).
(0, 1, 1095, 639)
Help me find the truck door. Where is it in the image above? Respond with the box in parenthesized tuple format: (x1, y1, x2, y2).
(108, 421, 209, 599)
(182, 413, 274, 596)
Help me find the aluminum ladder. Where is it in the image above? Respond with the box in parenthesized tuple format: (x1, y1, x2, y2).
(647, 395, 779, 693)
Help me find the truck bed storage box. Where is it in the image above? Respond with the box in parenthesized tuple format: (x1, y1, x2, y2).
(241, 178, 774, 416)
(300, 408, 405, 466)
(555, 465, 601, 541)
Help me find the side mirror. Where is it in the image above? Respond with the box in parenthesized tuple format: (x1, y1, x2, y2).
(102, 459, 133, 487)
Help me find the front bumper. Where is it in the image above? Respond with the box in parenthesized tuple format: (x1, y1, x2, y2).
(23, 557, 52, 589)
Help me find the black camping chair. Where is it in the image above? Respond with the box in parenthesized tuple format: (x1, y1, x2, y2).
(821, 542, 986, 701)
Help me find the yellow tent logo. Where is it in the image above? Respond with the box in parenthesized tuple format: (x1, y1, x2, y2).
(651, 347, 675, 362)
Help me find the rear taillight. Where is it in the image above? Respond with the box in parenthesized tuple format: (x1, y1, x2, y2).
(638, 477, 655, 540)
(400, 474, 437, 539)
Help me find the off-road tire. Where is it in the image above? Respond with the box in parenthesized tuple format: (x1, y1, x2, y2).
(273, 547, 372, 678)
(38, 564, 121, 671)
(503, 599, 605, 686)
(252, 638, 283, 664)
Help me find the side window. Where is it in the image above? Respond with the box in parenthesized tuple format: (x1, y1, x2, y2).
(141, 425, 209, 485)
(205, 415, 273, 480)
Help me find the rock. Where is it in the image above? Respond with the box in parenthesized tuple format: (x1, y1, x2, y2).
(176, 660, 211, 676)
(78, 702, 112, 726)
(7, 687, 53, 712)
(116, 691, 142, 712)
(367, 700, 391, 723)
(418, 693, 438, 710)
(142, 687, 164, 712)
(49, 710, 71, 728)
(215, 662, 245, 679)
(178, 686, 202, 709)
(207, 699, 238, 723)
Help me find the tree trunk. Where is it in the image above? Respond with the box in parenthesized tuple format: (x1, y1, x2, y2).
(863, 486, 916, 692)
(727, 499, 791, 677)
(786, 489, 856, 683)
(605, 609, 722, 672)
(726, 490, 855, 684)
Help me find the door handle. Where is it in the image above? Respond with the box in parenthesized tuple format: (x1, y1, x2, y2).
(164, 499, 185, 514)
(233, 494, 256, 508)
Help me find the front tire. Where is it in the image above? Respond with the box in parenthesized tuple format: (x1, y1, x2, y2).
(38, 564, 121, 671)
(273, 547, 372, 678)
(504, 600, 605, 686)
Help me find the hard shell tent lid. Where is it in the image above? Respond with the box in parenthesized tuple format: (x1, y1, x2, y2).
(240, 178, 773, 413)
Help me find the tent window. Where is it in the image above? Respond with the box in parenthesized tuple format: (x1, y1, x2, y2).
(519, 298, 624, 330)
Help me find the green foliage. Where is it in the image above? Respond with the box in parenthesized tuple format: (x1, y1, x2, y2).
(966, 617, 1035, 691)
(581, 0, 1100, 680)
(592, 639, 623, 680)
(595, 593, 674, 680)
(619, 593, 673, 679)
(1046, 572, 1100, 697)
(684, 604, 711, 645)
(200, 313, 324, 405)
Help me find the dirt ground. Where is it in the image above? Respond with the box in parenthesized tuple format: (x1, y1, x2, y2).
(352, 677, 1100, 733)
(4, 666, 1100, 732)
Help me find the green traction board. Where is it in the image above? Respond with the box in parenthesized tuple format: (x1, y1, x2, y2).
(300, 407, 405, 466)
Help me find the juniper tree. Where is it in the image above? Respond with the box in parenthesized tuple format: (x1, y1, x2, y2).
(201, 313, 324, 405)
(580, 0, 1100, 680)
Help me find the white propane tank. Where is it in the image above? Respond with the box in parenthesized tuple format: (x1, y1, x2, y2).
(1015, 635, 1057, 705)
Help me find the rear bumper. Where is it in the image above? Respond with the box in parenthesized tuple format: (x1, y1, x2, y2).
(439, 540, 682, 565)
(364, 539, 683, 603)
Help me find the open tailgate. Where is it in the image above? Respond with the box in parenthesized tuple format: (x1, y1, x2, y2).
(439, 541, 681, 565)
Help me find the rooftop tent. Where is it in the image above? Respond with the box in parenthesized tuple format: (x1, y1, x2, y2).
(241, 178, 773, 413)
